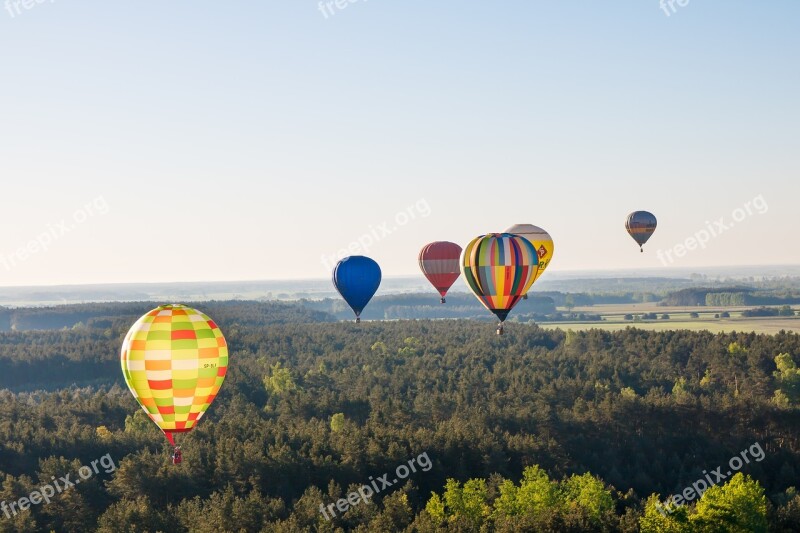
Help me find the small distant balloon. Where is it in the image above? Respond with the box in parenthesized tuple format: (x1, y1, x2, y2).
(419, 241, 462, 303)
(461, 233, 539, 335)
(505, 224, 555, 298)
(332, 256, 382, 322)
(625, 211, 657, 252)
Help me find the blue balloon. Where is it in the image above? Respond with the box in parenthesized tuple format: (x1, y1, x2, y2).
(332, 256, 382, 322)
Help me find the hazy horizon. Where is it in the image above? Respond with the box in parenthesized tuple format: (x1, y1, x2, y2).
(0, 263, 799, 289)
(0, 263, 798, 308)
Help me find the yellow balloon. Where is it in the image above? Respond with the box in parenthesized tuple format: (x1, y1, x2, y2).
(505, 224, 555, 286)
(120, 304, 229, 447)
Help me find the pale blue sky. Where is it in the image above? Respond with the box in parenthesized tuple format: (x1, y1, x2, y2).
(1, 1, 798, 285)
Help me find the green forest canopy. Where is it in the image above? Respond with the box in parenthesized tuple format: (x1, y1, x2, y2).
(0, 301, 797, 531)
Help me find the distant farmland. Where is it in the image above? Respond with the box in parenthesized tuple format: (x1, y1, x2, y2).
(539, 304, 800, 334)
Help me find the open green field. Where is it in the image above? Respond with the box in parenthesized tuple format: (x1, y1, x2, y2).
(540, 304, 800, 334)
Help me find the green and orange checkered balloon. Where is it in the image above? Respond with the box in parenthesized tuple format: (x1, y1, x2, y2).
(120, 304, 229, 446)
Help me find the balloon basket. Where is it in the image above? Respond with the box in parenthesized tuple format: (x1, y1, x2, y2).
(440, 297, 446, 304)
(522, 294, 528, 300)
(355, 317, 361, 324)
(171, 446, 183, 465)
(496, 324, 504, 336)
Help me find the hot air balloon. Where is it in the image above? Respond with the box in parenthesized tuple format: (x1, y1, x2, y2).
(625, 211, 657, 252)
(505, 224, 554, 299)
(120, 304, 229, 464)
(419, 241, 462, 303)
(332, 256, 381, 323)
(461, 233, 539, 335)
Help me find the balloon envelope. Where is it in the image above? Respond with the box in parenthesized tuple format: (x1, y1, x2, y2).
(333, 256, 382, 319)
(419, 241, 462, 302)
(120, 304, 229, 446)
(461, 233, 539, 322)
(505, 224, 554, 285)
(625, 211, 657, 251)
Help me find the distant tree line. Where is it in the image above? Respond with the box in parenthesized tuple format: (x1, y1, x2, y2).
(742, 306, 796, 318)
(662, 288, 800, 307)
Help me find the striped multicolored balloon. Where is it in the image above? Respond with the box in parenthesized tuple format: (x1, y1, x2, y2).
(461, 233, 539, 333)
(120, 304, 229, 447)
